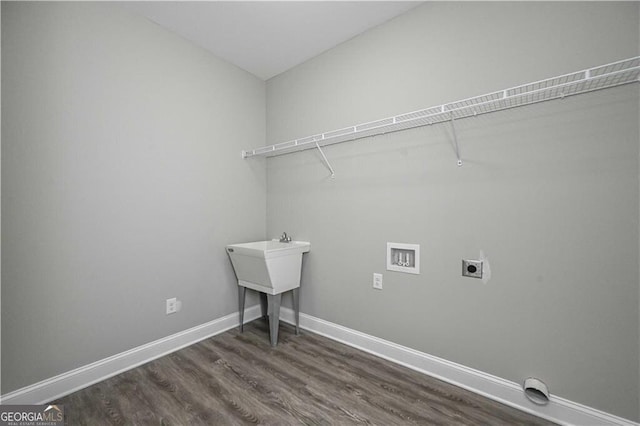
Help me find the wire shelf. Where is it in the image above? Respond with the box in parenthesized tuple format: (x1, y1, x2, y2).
(242, 56, 640, 159)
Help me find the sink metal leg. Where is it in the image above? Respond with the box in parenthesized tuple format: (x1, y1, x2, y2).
(259, 292, 268, 319)
(238, 286, 246, 332)
(267, 293, 281, 347)
(292, 288, 300, 335)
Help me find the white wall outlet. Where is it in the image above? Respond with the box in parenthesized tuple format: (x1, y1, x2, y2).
(373, 273, 383, 290)
(166, 297, 178, 315)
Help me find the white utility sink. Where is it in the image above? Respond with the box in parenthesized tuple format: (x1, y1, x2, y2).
(226, 240, 310, 295)
(226, 239, 310, 347)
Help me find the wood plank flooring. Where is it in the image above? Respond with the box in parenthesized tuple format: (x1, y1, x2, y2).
(53, 319, 555, 425)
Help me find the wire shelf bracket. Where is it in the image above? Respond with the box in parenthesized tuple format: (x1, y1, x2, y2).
(449, 114, 463, 167)
(242, 56, 640, 167)
(315, 142, 335, 178)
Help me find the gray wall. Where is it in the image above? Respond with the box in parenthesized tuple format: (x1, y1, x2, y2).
(2, 2, 266, 394)
(266, 2, 640, 421)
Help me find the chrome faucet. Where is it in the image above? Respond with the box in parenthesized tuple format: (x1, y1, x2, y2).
(279, 232, 292, 243)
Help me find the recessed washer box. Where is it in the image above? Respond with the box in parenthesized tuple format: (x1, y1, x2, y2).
(387, 243, 420, 274)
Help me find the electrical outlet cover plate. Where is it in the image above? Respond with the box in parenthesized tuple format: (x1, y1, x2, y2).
(166, 298, 177, 315)
(373, 273, 383, 290)
(462, 260, 483, 279)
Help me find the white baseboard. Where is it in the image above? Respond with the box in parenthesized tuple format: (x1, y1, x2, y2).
(2, 305, 637, 426)
(0, 305, 262, 405)
(278, 307, 638, 426)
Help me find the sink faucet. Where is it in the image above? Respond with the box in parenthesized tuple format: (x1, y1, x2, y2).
(279, 232, 292, 243)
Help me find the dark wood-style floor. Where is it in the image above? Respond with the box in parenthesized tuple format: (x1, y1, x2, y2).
(54, 319, 555, 425)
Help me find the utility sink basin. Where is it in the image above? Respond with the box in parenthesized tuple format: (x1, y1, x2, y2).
(226, 239, 310, 347)
(226, 240, 310, 295)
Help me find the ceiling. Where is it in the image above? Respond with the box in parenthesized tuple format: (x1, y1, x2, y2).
(123, 2, 422, 80)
